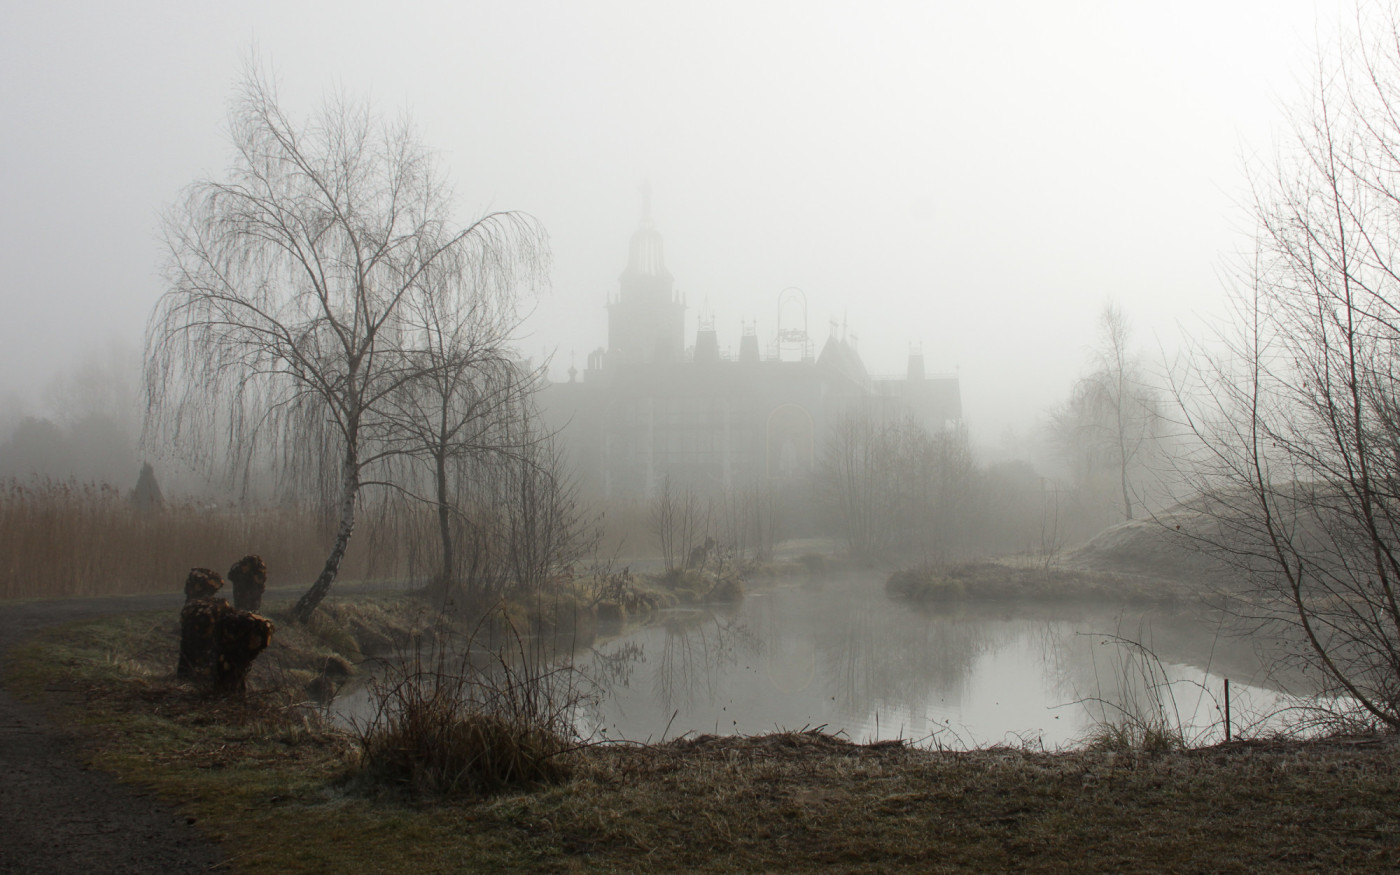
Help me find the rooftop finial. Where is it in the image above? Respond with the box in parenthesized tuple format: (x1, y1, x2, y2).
(640, 179, 653, 226)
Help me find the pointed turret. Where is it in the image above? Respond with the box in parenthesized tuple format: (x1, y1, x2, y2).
(739, 321, 760, 365)
(607, 183, 686, 365)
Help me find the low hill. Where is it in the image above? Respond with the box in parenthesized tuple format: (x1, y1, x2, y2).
(1065, 509, 1239, 585)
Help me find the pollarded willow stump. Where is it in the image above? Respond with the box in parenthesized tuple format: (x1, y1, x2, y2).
(184, 567, 224, 601)
(213, 610, 275, 694)
(227, 554, 267, 612)
(176, 565, 275, 693)
(177, 596, 231, 680)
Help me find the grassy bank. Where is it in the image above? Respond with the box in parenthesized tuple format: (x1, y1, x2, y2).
(886, 559, 1196, 604)
(7, 601, 1400, 873)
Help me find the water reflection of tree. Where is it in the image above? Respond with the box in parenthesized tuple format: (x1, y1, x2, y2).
(577, 606, 761, 722)
(653, 610, 759, 712)
(817, 596, 998, 720)
(578, 578, 1321, 744)
(585, 639, 645, 691)
(1135, 606, 1313, 695)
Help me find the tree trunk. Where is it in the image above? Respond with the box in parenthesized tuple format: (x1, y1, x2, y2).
(1119, 457, 1134, 521)
(292, 447, 359, 623)
(436, 449, 455, 584)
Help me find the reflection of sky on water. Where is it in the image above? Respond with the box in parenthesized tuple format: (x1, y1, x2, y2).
(574, 575, 1307, 749)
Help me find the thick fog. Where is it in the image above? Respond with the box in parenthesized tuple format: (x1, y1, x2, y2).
(0, 0, 1339, 456)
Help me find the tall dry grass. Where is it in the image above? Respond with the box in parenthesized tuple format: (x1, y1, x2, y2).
(0, 479, 424, 601)
(355, 617, 590, 796)
(1078, 633, 1202, 752)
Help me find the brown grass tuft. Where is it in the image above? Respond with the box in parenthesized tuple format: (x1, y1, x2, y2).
(354, 619, 587, 797)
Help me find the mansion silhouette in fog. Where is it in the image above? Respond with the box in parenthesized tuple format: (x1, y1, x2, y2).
(541, 204, 961, 501)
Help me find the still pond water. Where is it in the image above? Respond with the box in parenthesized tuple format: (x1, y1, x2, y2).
(568, 574, 1299, 749)
(335, 573, 1304, 750)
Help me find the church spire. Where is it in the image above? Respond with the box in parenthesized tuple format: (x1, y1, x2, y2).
(624, 180, 669, 279)
(609, 183, 684, 364)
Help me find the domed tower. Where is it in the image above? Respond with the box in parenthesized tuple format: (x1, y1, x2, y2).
(607, 184, 686, 365)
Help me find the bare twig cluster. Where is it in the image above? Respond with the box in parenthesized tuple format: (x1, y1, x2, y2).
(818, 408, 981, 559)
(1175, 2, 1400, 728)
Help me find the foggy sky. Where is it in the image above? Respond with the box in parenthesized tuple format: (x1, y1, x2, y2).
(0, 1, 1341, 445)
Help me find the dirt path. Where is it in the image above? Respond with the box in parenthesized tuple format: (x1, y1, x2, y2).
(0, 594, 226, 874)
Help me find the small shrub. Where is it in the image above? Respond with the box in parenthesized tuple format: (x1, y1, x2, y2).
(708, 574, 745, 602)
(659, 567, 706, 594)
(585, 567, 661, 618)
(362, 705, 568, 795)
(355, 619, 588, 796)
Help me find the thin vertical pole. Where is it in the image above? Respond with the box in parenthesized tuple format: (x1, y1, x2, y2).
(1224, 678, 1232, 742)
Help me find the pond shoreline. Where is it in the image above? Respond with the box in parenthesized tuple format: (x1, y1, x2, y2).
(5, 578, 1395, 872)
(10, 613, 1400, 873)
(884, 557, 1209, 605)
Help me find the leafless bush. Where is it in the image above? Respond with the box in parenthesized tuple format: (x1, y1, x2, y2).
(355, 617, 592, 795)
(651, 477, 711, 572)
(818, 409, 979, 559)
(1173, 3, 1400, 730)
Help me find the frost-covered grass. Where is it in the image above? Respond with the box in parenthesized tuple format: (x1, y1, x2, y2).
(10, 604, 1400, 873)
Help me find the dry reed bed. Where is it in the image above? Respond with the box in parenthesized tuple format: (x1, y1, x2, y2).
(0, 480, 425, 600)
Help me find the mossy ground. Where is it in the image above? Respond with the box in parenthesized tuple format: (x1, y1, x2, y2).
(7, 597, 1400, 873)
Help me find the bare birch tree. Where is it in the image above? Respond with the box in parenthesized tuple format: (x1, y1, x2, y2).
(1052, 304, 1163, 522)
(146, 67, 547, 622)
(1178, 2, 1400, 727)
(386, 247, 546, 588)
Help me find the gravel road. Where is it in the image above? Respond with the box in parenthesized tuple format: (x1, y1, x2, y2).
(0, 594, 226, 874)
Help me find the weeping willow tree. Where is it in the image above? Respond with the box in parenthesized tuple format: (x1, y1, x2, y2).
(385, 280, 543, 590)
(146, 66, 547, 622)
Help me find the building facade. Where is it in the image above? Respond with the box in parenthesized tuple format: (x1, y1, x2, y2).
(540, 212, 961, 501)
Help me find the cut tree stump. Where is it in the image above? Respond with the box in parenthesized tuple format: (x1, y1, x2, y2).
(183, 568, 224, 601)
(212, 610, 275, 694)
(177, 596, 230, 680)
(227, 554, 267, 612)
(175, 564, 275, 693)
